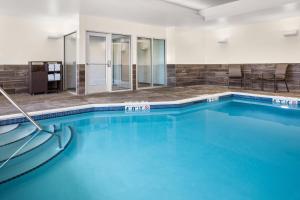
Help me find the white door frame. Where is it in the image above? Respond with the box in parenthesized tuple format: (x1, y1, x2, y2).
(85, 32, 112, 95)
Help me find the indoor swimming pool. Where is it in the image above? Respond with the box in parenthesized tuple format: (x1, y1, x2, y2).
(0, 95, 300, 200)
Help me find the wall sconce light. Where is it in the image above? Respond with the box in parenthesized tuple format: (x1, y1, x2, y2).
(283, 29, 299, 37)
(48, 33, 64, 39)
(217, 38, 228, 44)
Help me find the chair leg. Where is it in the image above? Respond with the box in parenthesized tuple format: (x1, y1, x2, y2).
(274, 78, 277, 93)
(284, 80, 289, 92)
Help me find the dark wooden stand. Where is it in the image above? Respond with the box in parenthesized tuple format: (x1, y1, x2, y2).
(28, 61, 63, 95)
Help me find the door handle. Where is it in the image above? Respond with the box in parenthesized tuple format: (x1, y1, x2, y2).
(86, 63, 108, 66)
(107, 60, 112, 68)
(86, 61, 112, 67)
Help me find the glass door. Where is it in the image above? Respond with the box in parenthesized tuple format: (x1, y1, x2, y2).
(86, 32, 112, 94)
(64, 32, 77, 92)
(112, 34, 131, 91)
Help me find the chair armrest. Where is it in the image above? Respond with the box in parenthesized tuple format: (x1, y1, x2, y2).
(262, 72, 275, 79)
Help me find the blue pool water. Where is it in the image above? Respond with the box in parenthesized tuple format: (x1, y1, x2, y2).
(1, 99, 300, 200)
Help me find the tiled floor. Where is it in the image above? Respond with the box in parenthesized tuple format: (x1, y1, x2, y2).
(1, 85, 300, 116)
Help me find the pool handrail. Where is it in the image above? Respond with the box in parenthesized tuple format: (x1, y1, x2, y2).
(0, 86, 62, 149)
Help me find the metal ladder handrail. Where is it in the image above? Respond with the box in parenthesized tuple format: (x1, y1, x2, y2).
(0, 87, 62, 149)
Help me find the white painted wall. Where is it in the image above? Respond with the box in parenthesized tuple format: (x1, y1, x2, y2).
(0, 15, 77, 64)
(166, 27, 205, 64)
(167, 17, 300, 64)
(1, 14, 300, 66)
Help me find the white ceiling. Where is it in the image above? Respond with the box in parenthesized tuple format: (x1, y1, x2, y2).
(0, 0, 300, 27)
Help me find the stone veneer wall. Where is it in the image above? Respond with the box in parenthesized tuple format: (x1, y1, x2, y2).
(0, 65, 29, 94)
(77, 64, 85, 95)
(167, 64, 300, 91)
(132, 64, 137, 90)
(167, 64, 176, 87)
(1, 63, 299, 94)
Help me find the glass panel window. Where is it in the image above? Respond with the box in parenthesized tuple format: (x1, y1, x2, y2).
(64, 32, 77, 91)
(153, 39, 166, 86)
(137, 37, 152, 88)
(137, 37, 166, 89)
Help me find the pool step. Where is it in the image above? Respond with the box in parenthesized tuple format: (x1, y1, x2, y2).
(0, 132, 52, 162)
(0, 124, 37, 147)
(0, 124, 57, 163)
(0, 125, 73, 184)
(0, 124, 19, 135)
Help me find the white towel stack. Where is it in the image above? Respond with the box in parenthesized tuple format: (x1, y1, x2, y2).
(55, 64, 61, 71)
(54, 73, 61, 81)
(48, 64, 55, 72)
(48, 74, 55, 81)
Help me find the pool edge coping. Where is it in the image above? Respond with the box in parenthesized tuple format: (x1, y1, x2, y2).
(0, 92, 299, 125)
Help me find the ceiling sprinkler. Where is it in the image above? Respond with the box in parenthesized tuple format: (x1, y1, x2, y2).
(197, 10, 206, 21)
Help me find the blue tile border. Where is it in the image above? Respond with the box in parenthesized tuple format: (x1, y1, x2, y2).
(0, 93, 298, 126)
(232, 94, 273, 103)
(151, 99, 208, 110)
(0, 107, 124, 126)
